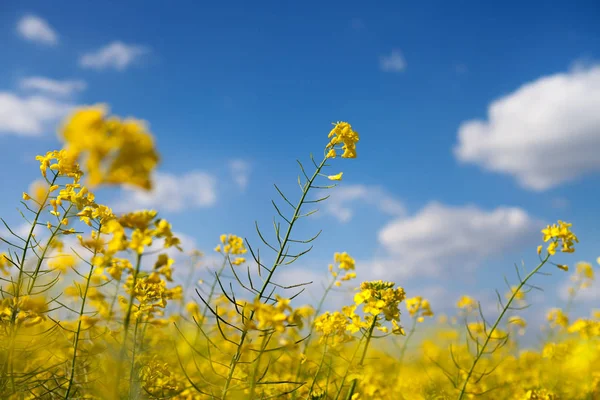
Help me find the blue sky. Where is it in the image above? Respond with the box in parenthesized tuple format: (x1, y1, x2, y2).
(0, 1, 599, 325)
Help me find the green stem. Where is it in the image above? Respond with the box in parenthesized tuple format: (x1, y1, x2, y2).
(27, 203, 75, 295)
(3, 174, 57, 391)
(333, 336, 366, 400)
(221, 157, 327, 399)
(200, 257, 228, 324)
(292, 277, 336, 397)
(114, 253, 143, 399)
(307, 338, 328, 398)
(64, 224, 102, 398)
(457, 254, 550, 400)
(247, 331, 271, 399)
(128, 318, 141, 399)
(345, 316, 378, 400)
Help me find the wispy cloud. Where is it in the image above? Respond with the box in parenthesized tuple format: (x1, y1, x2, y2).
(0, 92, 73, 136)
(380, 50, 406, 72)
(324, 184, 405, 223)
(20, 77, 86, 97)
(229, 160, 251, 191)
(17, 15, 58, 45)
(80, 41, 149, 71)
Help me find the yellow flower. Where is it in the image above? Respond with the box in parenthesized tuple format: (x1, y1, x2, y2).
(541, 220, 578, 255)
(326, 121, 360, 158)
(353, 281, 406, 334)
(60, 105, 160, 190)
(48, 253, 77, 273)
(406, 296, 434, 322)
(457, 295, 477, 311)
(0, 253, 11, 275)
(328, 172, 343, 181)
(547, 308, 569, 328)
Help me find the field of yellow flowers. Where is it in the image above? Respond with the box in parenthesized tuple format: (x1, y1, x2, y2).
(0, 105, 598, 399)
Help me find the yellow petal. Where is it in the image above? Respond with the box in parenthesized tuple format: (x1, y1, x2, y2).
(328, 172, 343, 181)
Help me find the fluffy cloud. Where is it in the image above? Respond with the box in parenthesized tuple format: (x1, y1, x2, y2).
(20, 77, 86, 97)
(229, 160, 251, 191)
(0, 92, 73, 136)
(324, 184, 405, 223)
(363, 202, 541, 281)
(380, 50, 406, 72)
(454, 65, 600, 190)
(79, 41, 149, 71)
(115, 171, 217, 212)
(16, 15, 58, 45)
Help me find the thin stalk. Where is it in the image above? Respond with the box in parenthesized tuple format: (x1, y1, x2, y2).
(292, 277, 336, 399)
(457, 254, 550, 400)
(333, 334, 366, 400)
(247, 331, 271, 399)
(27, 203, 75, 295)
(64, 224, 102, 398)
(306, 338, 328, 398)
(345, 316, 378, 400)
(221, 157, 327, 399)
(114, 253, 143, 399)
(4, 174, 57, 391)
(200, 257, 228, 324)
(128, 318, 141, 399)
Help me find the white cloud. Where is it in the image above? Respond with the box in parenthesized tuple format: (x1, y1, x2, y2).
(17, 15, 58, 45)
(380, 50, 406, 72)
(229, 160, 251, 191)
(115, 171, 217, 213)
(324, 184, 405, 223)
(20, 77, 86, 97)
(79, 41, 149, 71)
(454, 65, 600, 191)
(0, 92, 73, 136)
(364, 202, 541, 281)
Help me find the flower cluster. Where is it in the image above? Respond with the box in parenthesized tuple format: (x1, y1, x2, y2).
(540, 220, 578, 257)
(353, 280, 406, 334)
(248, 296, 313, 333)
(547, 308, 569, 329)
(214, 233, 247, 265)
(405, 296, 434, 323)
(456, 295, 478, 312)
(328, 252, 357, 287)
(314, 311, 353, 345)
(60, 105, 159, 190)
(326, 121, 360, 159)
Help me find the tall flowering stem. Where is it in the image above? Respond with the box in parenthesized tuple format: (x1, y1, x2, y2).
(457, 221, 578, 399)
(218, 122, 359, 398)
(221, 156, 328, 398)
